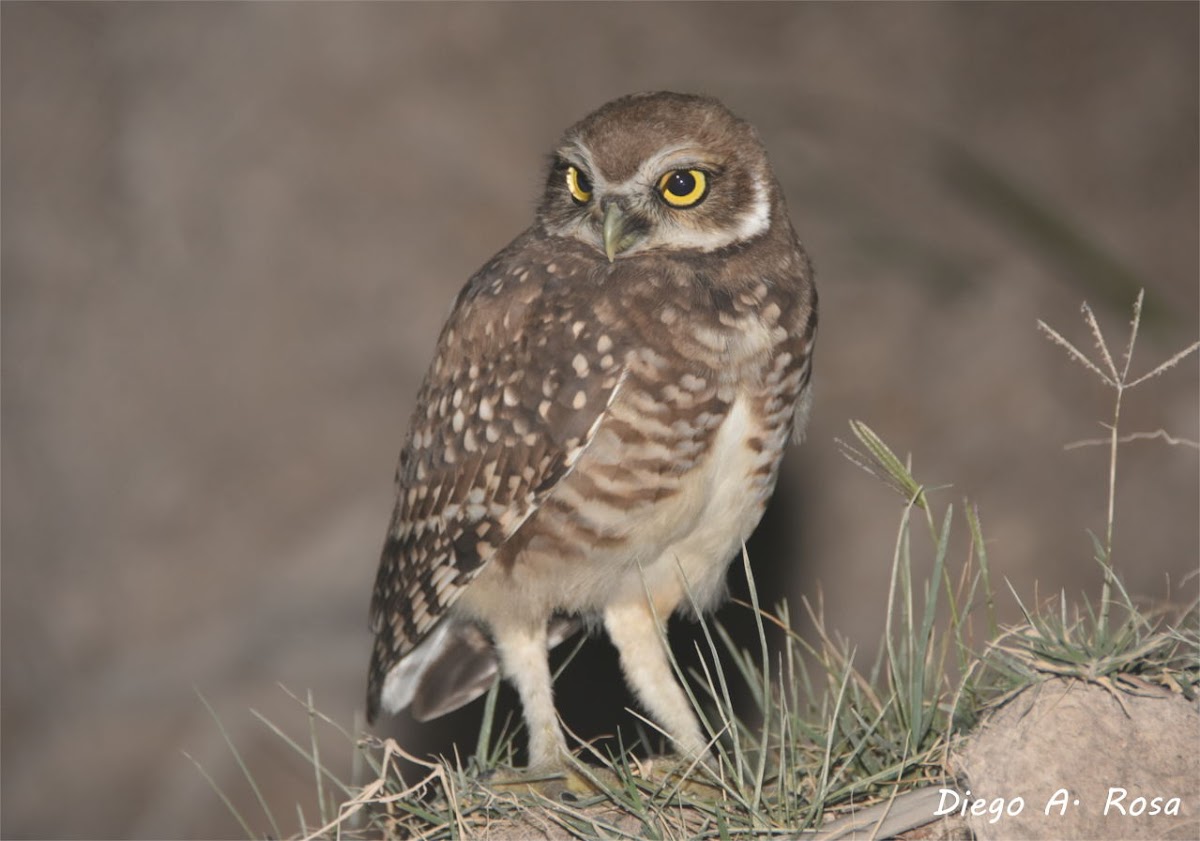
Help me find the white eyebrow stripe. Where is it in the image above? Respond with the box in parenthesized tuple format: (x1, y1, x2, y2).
(562, 141, 719, 190)
(559, 142, 607, 188)
(637, 144, 715, 181)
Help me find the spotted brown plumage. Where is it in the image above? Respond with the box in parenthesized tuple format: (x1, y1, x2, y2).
(367, 91, 817, 769)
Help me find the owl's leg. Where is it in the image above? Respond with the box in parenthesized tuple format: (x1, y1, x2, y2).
(492, 621, 568, 770)
(604, 600, 708, 759)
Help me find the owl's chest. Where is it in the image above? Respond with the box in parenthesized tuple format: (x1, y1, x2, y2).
(686, 387, 781, 529)
(572, 329, 793, 532)
(475, 306, 805, 615)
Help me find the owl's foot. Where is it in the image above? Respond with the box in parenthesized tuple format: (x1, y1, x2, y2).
(485, 762, 619, 801)
(624, 753, 727, 799)
(485, 753, 721, 802)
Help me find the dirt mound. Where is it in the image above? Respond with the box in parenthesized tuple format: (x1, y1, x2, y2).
(952, 679, 1198, 840)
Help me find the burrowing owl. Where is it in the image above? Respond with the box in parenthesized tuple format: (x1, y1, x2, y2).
(367, 92, 817, 770)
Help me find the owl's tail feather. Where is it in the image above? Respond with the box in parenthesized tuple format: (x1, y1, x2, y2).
(409, 620, 501, 721)
(372, 615, 583, 723)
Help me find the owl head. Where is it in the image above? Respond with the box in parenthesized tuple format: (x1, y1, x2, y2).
(536, 92, 781, 261)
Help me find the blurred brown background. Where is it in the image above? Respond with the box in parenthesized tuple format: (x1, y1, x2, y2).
(2, 3, 1196, 838)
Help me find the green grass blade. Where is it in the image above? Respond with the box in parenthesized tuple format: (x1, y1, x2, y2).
(182, 749, 257, 838)
(194, 689, 280, 839)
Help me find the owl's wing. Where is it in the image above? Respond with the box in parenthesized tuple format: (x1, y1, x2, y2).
(367, 243, 625, 721)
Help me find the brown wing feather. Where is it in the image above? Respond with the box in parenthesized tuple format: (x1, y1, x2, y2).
(366, 233, 625, 720)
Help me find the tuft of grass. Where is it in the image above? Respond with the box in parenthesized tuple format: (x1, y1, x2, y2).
(975, 290, 1200, 707)
(196, 290, 1197, 840)
(984, 577, 1199, 711)
(1037, 289, 1199, 634)
(186, 690, 282, 840)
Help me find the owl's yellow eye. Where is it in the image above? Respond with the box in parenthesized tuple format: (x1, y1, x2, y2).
(657, 169, 708, 208)
(565, 166, 593, 204)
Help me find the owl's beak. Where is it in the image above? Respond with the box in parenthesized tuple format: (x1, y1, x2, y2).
(602, 202, 644, 262)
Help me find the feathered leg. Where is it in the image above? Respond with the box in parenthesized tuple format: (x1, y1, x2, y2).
(492, 620, 568, 770)
(604, 600, 708, 758)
